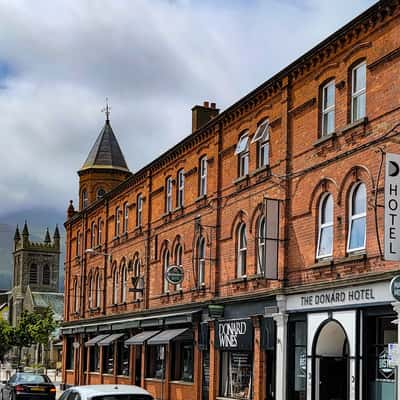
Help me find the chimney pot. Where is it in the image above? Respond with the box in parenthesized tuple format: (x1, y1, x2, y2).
(211, 102, 216, 109)
(203, 101, 209, 108)
(191, 101, 219, 133)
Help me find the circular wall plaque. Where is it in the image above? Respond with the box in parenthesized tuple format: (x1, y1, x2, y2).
(166, 265, 184, 285)
(390, 276, 400, 301)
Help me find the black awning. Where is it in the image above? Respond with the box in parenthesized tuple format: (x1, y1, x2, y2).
(147, 328, 192, 345)
(84, 334, 110, 347)
(98, 333, 125, 346)
(125, 330, 160, 346)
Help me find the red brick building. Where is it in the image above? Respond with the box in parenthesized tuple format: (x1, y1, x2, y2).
(61, 2, 400, 400)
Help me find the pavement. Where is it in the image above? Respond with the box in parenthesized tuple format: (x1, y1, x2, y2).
(0, 367, 63, 399)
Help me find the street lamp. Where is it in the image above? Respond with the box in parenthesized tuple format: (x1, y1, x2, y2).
(85, 248, 112, 262)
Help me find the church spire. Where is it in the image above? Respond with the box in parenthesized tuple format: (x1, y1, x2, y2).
(22, 220, 29, 237)
(44, 228, 51, 244)
(14, 225, 21, 242)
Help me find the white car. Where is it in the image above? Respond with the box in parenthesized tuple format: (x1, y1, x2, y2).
(58, 385, 154, 400)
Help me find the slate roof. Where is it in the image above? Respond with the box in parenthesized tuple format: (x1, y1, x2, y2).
(80, 120, 129, 172)
(32, 292, 64, 321)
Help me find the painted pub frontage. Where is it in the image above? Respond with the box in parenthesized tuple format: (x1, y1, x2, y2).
(62, 2, 400, 400)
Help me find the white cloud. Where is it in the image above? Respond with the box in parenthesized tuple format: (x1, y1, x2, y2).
(0, 0, 375, 216)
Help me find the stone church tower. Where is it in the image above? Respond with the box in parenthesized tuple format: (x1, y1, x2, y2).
(10, 222, 60, 326)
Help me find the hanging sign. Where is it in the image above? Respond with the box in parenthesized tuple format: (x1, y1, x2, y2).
(384, 153, 400, 260)
(165, 265, 184, 285)
(215, 319, 253, 350)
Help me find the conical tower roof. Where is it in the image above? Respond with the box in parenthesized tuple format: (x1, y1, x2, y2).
(80, 119, 129, 172)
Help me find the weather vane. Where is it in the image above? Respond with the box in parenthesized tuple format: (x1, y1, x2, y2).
(102, 97, 111, 121)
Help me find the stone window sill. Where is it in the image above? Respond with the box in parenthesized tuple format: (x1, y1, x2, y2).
(250, 165, 270, 177)
(313, 133, 336, 147)
(341, 117, 368, 134)
(233, 174, 249, 185)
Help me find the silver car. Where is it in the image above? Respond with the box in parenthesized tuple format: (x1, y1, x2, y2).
(58, 385, 153, 400)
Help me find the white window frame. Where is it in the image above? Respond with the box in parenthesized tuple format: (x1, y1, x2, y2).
(74, 279, 79, 313)
(316, 193, 334, 259)
(237, 223, 247, 278)
(91, 222, 96, 248)
(177, 169, 185, 208)
(137, 194, 143, 227)
(166, 177, 173, 213)
(88, 273, 93, 309)
(236, 132, 249, 177)
(97, 219, 102, 245)
(199, 156, 208, 196)
(252, 120, 269, 144)
(96, 272, 101, 308)
(115, 207, 120, 237)
(163, 249, 170, 293)
(351, 62, 367, 123)
(113, 267, 119, 304)
(197, 237, 206, 287)
(82, 190, 88, 209)
(76, 231, 81, 258)
(123, 202, 129, 234)
(133, 257, 141, 299)
(256, 121, 270, 168)
(257, 216, 266, 275)
(321, 80, 335, 136)
(121, 264, 127, 303)
(347, 182, 367, 253)
(175, 244, 183, 290)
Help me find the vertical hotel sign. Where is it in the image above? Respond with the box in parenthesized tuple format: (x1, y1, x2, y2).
(385, 153, 400, 260)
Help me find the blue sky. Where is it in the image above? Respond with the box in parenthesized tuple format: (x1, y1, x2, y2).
(0, 0, 376, 217)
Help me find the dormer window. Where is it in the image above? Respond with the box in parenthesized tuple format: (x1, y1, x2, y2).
(252, 120, 270, 168)
(235, 132, 249, 177)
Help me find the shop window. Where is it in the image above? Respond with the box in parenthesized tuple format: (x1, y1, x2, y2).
(146, 345, 165, 379)
(42, 264, 50, 285)
(351, 61, 366, 122)
(89, 345, 100, 372)
(235, 131, 249, 177)
(165, 177, 173, 213)
(366, 315, 397, 400)
(317, 193, 333, 259)
(177, 169, 185, 208)
(252, 120, 270, 168)
(136, 194, 143, 227)
(171, 342, 194, 382)
(237, 223, 247, 278)
(288, 320, 307, 400)
(117, 336, 130, 376)
(102, 345, 114, 374)
(220, 351, 252, 400)
(321, 80, 335, 136)
(199, 156, 208, 197)
(347, 182, 366, 252)
(66, 337, 74, 370)
(197, 236, 206, 287)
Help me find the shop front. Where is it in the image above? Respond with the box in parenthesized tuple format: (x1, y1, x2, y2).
(285, 280, 397, 400)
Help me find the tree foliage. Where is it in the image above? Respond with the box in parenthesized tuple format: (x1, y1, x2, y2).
(0, 319, 12, 362)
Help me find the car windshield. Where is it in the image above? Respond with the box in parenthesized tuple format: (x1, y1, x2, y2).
(15, 373, 50, 384)
(92, 396, 153, 400)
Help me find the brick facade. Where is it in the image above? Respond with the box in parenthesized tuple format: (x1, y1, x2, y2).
(62, 2, 400, 400)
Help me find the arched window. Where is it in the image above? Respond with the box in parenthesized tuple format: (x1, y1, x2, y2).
(351, 61, 366, 122)
(163, 249, 170, 293)
(199, 156, 208, 196)
(42, 264, 51, 285)
(347, 183, 366, 252)
(123, 202, 129, 234)
(74, 278, 79, 313)
(175, 244, 183, 290)
(237, 224, 247, 277)
(136, 194, 143, 227)
(82, 190, 88, 209)
(88, 272, 93, 309)
(97, 188, 106, 200)
(97, 218, 102, 245)
(29, 264, 38, 284)
(166, 177, 173, 213)
(121, 263, 127, 303)
(133, 257, 141, 299)
(252, 120, 270, 168)
(95, 272, 101, 308)
(115, 207, 121, 237)
(317, 194, 334, 258)
(257, 217, 266, 275)
(235, 131, 249, 177)
(197, 237, 206, 287)
(91, 222, 96, 248)
(177, 169, 185, 208)
(113, 266, 119, 304)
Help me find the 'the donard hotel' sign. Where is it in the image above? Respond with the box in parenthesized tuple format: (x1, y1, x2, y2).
(286, 281, 393, 311)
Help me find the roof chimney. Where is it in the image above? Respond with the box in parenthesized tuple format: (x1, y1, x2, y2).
(191, 101, 219, 133)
